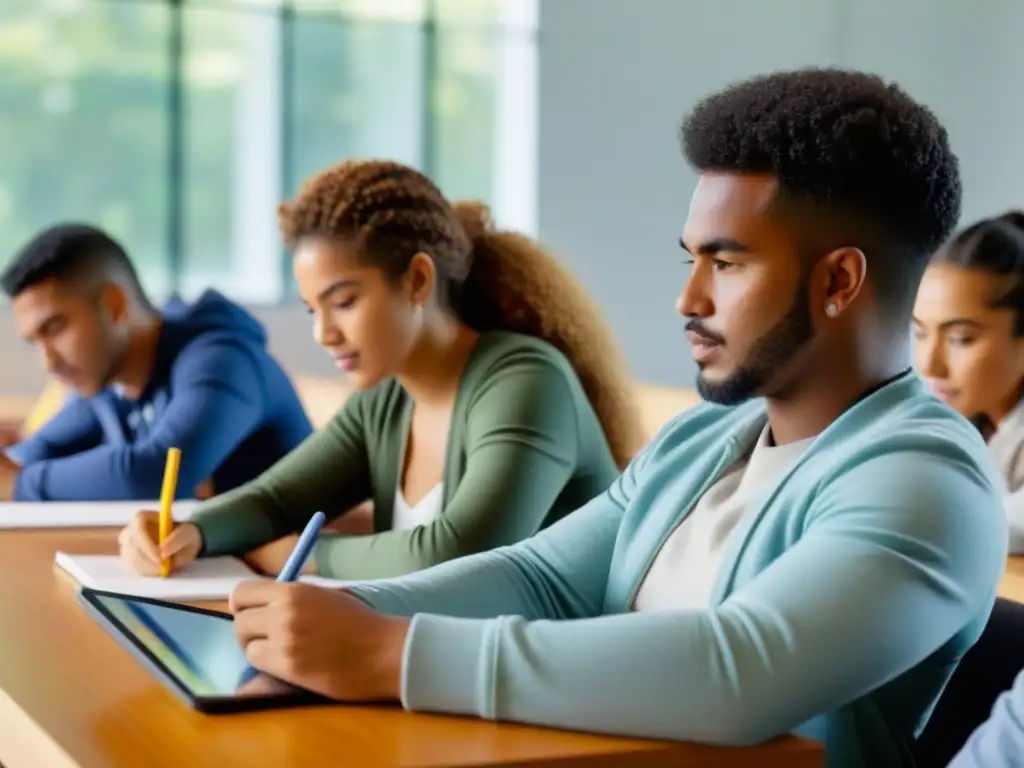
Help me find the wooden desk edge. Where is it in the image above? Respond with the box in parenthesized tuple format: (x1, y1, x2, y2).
(0, 686, 79, 768)
(0, 686, 820, 768)
(0, 531, 824, 768)
(0, 678, 821, 768)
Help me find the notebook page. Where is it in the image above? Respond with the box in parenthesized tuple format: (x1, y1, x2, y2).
(55, 552, 263, 601)
(0, 500, 200, 530)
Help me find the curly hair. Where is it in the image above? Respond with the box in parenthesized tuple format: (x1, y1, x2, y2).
(681, 67, 962, 321)
(934, 210, 1024, 335)
(278, 159, 644, 468)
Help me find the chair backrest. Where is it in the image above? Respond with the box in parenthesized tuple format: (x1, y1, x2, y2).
(914, 597, 1024, 766)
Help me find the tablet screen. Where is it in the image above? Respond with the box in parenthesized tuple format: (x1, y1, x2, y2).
(91, 592, 288, 699)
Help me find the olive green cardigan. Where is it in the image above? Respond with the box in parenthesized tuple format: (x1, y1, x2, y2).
(191, 332, 620, 579)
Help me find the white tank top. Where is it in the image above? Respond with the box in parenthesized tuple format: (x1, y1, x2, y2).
(392, 482, 444, 531)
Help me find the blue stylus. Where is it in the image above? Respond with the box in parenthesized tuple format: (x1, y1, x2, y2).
(237, 511, 327, 689)
(276, 511, 327, 583)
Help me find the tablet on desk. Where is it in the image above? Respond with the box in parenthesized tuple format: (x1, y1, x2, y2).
(78, 587, 327, 713)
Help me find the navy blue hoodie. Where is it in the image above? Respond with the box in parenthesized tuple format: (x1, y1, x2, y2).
(8, 291, 313, 501)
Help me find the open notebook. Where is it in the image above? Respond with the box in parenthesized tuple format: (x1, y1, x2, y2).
(0, 500, 200, 530)
(55, 552, 349, 601)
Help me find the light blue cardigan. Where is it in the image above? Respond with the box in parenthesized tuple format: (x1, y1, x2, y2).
(349, 373, 1007, 767)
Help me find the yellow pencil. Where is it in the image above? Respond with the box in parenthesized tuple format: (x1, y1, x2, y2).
(158, 447, 182, 578)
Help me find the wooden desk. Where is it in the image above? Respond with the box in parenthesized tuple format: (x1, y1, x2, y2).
(0, 529, 822, 768)
(999, 557, 1024, 603)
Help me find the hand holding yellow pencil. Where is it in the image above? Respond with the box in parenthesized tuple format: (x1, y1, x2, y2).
(158, 447, 182, 578)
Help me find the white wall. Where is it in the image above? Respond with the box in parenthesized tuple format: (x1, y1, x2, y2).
(2, 0, 1024, 396)
(538, 0, 1024, 386)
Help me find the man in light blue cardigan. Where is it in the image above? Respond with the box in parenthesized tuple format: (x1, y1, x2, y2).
(228, 69, 1006, 767)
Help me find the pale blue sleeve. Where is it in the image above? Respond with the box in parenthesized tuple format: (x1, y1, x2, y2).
(949, 667, 1024, 768)
(346, 418, 660, 619)
(358, 449, 1005, 746)
(346, 468, 630, 621)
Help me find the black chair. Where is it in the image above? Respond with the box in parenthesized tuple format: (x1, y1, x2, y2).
(914, 597, 1024, 767)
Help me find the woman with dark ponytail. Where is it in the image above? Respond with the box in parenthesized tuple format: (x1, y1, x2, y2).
(119, 159, 644, 579)
(913, 210, 1024, 552)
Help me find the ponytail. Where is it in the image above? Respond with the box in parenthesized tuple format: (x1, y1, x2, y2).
(998, 210, 1024, 233)
(937, 209, 1024, 336)
(451, 200, 645, 468)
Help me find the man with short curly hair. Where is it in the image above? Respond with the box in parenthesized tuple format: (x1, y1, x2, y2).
(227, 68, 1006, 767)
(677, 67, 962, 408)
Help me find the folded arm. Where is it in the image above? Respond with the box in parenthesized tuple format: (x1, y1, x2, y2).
(360, 450, 1005, 745)
(5, 393, 101, 467)
(316, 359, 584, 579)
(193, 395, 372, 556)
(14, 341, 264, 501)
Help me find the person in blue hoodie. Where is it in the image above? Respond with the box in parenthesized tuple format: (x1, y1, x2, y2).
(0, 223, 312, 501)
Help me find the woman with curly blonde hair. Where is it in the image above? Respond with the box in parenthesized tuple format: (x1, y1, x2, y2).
(119, 159, 643, 580)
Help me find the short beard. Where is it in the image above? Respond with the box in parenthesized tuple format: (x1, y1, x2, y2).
(697, 277, 816, 406)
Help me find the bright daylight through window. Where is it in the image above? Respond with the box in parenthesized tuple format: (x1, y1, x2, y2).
(0, 0, 538, 302)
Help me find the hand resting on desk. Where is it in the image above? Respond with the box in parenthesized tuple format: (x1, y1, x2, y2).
(231, 580, 409, 702)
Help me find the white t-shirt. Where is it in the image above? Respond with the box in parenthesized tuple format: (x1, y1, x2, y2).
(634, 424, 815, 612)
(392, 482, 445, 531)
(393, 424, 445, 531)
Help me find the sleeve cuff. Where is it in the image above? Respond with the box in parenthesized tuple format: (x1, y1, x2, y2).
(13, 462, 44, 501)
(192, 515, 234, 557)
(5, 443, 27, 466)
(190, 487, 295, 557)
(193, 507, 273, 557)
(400, 613, 497, 719)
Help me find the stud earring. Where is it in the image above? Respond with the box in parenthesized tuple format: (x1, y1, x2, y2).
(826, 302, 838, 318)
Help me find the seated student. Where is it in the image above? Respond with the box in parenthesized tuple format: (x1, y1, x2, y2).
(948, 666, 1024, 767)
(118, 159, 643, 580)
(0, 224, 312, 501)
(913, 211, 1024, 553)
(222, 69, 1007, 767)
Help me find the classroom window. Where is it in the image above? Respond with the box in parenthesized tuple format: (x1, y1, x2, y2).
(0, 0, 538, 303)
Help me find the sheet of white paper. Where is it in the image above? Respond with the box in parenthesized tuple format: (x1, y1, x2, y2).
(0, 500, 200, 530)
(55, 552, 261, 601)
(55, 552, 354, 601)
